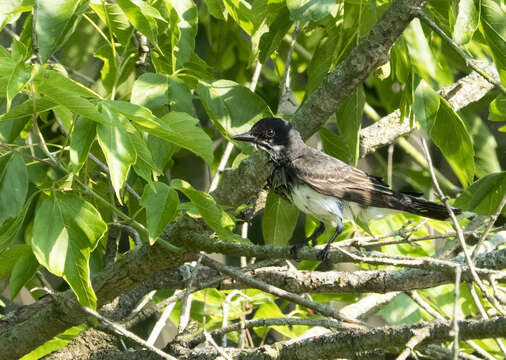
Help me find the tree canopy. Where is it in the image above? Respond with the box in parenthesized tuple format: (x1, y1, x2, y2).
(0, 0, 505, 359)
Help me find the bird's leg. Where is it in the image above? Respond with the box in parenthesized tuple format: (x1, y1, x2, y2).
(290, 221, 325, 260)
(317, 221, 344, 262)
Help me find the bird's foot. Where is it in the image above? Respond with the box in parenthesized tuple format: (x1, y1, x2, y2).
(290, 241, 308, 261)
(317, 243, 331, 262)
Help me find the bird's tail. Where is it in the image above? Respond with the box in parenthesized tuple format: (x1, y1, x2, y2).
(400, 194, 461, 221)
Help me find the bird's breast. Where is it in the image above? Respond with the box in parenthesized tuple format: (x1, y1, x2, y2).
(288, 183, 346, 227)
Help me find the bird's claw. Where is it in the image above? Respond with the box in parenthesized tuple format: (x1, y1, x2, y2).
(290, 241, 308, 261)
(317, 244, 331, 262)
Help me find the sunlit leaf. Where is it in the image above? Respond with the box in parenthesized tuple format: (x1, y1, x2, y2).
(32, 192, 107, 309)
(140, 182, 179, 244)
(480, 0, 506, 84)
(287, 0, 338, 22)
(97, 105, 136, 202)
(453, 0, 479, 45)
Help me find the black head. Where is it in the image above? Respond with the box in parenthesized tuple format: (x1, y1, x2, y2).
(232, 117, 303, 161)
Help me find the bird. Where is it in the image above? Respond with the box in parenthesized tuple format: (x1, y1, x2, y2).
(233, 117, 461, 261)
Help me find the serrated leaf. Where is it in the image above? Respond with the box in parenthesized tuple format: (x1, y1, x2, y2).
(131, 73, 193, 115)
(104, 100, 213, 164)
(0, 153, 28, 225)
(262, 192, 298, 246)
(32, 192, 107, 309)
(140, 182, 179, 244)
(69, 117, 96, 173)
(171, 179, 242, 242)
(480, 0, 506, 84)
(453, 0, 479, 45)
(36, 0, 84, 63)
(97, 106, 136, 202)
(336, 86, 365, 166)
(455, 172, 506, 216)
(196, 79, 272, 138)
(287, 0, 338, 22)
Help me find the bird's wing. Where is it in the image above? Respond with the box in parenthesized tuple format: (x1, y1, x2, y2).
(291, 148, 399, 209)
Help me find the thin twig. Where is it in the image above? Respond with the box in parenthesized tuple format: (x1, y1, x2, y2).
(204, 331, 233, 360)
(81, 306, 177, 360)
(189, 317, 348, 348)
(201, 255, 367, 327)
(452, 266, 462, 360)
(396, 327, 430, 360)
(420, 138, 506, 316)
(178, 254, 204, 334)
(146, 291, 182, 346)
(418, 12, 506, 95)
(222, 290, 251, 347)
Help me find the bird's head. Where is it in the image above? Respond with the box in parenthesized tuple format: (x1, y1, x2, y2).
(232, 117, 302, 162)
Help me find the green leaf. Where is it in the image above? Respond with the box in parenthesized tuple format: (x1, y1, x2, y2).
(0, 153, 28, 225)
(262, 192, 298, 246)
(33, 67, 104, 124)
(455, 172, 506, 216)
(104, 100, 213, 165)
(204, 0, 226, 20)
(165, 0, 198, 69)
(93, 45, 118, 93)
(90, 2, 131, 45)
(115, 0, 163, 45)
(171, 179, 241, 242)
(306, 23, 340, 95)
(223, 0, 254, 34)
(453, 0, 479, 45)
(6, 62, 31, 111)
(0, 97, 57, 122)
(196, 79, 272, 138)
(36, 0, 84, 63)
(140, 182, 179, 244)
(96, 106, 136, 202)
(287, 0, 338, 22)
(19, 325, 86, 360)
(258, 6, 293, 63)
(0, 192, 38, 252)
(480, 0, 506, 84)
(336, 86, 365, 166)
(0, 0, 33, 30)
(69, 117, 96, 173)
(319, 128, 351, 163)
(432, 98, 475, 187)
(10, 246, 38, 298)
(413, 80, 440, 134)
(131, 73, 193, 115)
(128, 128, 161, 181)
(0, 244, 31, 278)
(489, 93, 506, 122)
(31, 192, 107, 309)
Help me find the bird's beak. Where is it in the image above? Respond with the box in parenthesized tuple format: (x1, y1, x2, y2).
(232, 132, 257, 143)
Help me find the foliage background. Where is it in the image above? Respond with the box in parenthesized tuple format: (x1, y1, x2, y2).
(0, 0, 505, 359)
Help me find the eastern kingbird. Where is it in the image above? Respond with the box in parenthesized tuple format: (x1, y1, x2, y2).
(233, 117, 461, 261)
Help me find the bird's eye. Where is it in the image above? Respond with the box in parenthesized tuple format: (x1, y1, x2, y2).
(265, 129, 275, 138)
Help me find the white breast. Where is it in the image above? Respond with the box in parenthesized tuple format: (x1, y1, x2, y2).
(289, 184, 347, 227)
